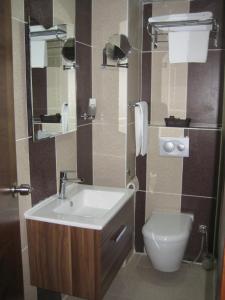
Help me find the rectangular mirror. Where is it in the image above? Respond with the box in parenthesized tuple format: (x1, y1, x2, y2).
(26, 0, 77, 141)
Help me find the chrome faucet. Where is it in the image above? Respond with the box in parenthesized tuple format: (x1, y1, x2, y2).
(59, 170, 84, 199)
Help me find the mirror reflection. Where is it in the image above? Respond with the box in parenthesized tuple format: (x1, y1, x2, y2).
(105, 34, 131, 61)
(29, 15, 76, 140)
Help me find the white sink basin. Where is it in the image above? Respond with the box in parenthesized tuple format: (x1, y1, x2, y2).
(24, 184, 134, 230)
(53, 189, 124, 218)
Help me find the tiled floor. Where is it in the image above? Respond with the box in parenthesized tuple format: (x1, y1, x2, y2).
(66, 254, 215, 300)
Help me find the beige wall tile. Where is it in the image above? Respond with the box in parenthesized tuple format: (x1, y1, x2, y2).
(53, 0, 75, 25)
(151, 52, 188, 125)
(92, 0, 128, 48)
(93, 154, 126, 188)
(12, 19, 29, 140)
(16, 139, 31, 185)
(22, 248, 37, 300)
(151, 1, 190, 52)
(19, 195, 32, 250)
(127, 49, 140, 124)
(128, 0, 142, 50)
(55, 132, 77, 191)
(146, 127, 184, 194)
(16, 139, 32, 249)
(92, 48, 127, 125)
(93, 123, 126, 157)
(153, 1, 190, 17)
(11, 0, 24, 22)
(145, 191, 181, 221)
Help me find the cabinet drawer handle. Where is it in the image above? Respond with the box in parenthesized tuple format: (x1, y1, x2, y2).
(112, 225, 128, 243)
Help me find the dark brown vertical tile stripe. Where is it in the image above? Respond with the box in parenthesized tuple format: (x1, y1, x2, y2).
(76, 0, 92, 45)
(190, 0, 225, 49)
(181, 195, 215, 260)
(28, 0, 53, 28)
(76, 43, 92, 127)
(77, 125, 93, 185)
(142, 4, 152, 51)
(29, 138, 57, 205)
(182, 129, 220, 197)
(142, 52, 151, 122)
(32, 68, 47, 117)
(37, 289, 61, 300)
(136, 156, 147, 191)
(135, 156, 147, 251)
(135, 191, 146, 252)
(182, 129, 220, 260)
(187, 51, 224, 127)
(75, 0, 93, 185)
(134, 4, 152, 252)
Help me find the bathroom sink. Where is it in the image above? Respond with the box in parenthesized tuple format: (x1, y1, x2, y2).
(53, 189, 124, 218)
(24, 183, 134, 230)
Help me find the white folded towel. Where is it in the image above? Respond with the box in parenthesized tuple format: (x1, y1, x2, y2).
(135, 105, 141, 156)
(31, 41, 47, 68)
(168, 29, 211, 63)
(148, 12, 213, 63)
(135, 101, 148, 157)
(148, 12, 213, 24)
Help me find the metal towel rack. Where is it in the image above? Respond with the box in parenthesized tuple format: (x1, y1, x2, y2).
(147, 18, 219, 49)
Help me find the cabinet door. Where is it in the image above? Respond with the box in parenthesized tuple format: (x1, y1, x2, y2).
(27, 220, 72, 294)
(100, 199, 134, 297)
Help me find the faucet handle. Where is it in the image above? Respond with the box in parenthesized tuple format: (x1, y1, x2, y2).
(60, 170, 84, 183)
(60, 170, 77, 180)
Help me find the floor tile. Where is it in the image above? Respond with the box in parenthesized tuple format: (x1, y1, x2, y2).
(64, 254, 214, 300)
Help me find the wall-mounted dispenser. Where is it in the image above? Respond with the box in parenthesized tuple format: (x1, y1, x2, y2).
(81, 98, 96, 120)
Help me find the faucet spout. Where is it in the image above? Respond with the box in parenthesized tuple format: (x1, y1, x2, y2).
(59, 170, 84, 199)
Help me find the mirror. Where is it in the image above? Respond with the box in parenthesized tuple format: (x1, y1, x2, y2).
(105, 34, 131, 61)
(27, 2, 76, 141)
(62, 38, 75, 62)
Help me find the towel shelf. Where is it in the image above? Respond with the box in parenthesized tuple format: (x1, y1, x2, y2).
(147, 18, 219, 49)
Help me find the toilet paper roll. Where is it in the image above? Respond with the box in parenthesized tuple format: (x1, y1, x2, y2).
(126, 176, 139, 191)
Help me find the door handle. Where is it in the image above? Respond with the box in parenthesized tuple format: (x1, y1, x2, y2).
(0, 184, 33, 197)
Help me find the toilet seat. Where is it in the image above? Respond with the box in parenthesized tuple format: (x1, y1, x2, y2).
(142, 212, 193, 242)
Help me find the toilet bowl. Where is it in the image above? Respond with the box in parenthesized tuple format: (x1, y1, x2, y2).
(142, 212, 193, 272)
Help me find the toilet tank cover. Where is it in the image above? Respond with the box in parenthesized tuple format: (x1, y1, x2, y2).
(142, 212, 193, 242)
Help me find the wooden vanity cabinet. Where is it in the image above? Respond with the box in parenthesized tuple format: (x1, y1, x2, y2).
(26, 197, 134, 300)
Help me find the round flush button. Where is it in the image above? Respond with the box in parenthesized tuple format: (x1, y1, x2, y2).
(177, 143, 185, 152)
(163, 141, 175, 153)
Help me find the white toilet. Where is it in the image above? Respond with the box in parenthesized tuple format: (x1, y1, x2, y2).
(142, 212, 193, 272)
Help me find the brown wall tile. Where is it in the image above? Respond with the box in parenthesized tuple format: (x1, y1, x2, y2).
(181, 195, 215, 260)
(29, 138, 57, 205)
(135, 191, 146, 252)
(75, 0, 92, 45)
(32, 68, 47, 117)
(142, 52, 151, 121)
(182, 129, 220, 198)
(190, 0, 225, 49)
(76, 0, 93, 185)
(28, 0, 53, 28)
(142, 4, 152, 51)
(76, 43, 92, 127)
(77, 125, 93, 185)
(37, 289, 61, 300)
(187, 51, 224, 127)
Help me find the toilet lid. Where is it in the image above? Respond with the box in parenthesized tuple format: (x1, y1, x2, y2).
(142, 212, 193, 242)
